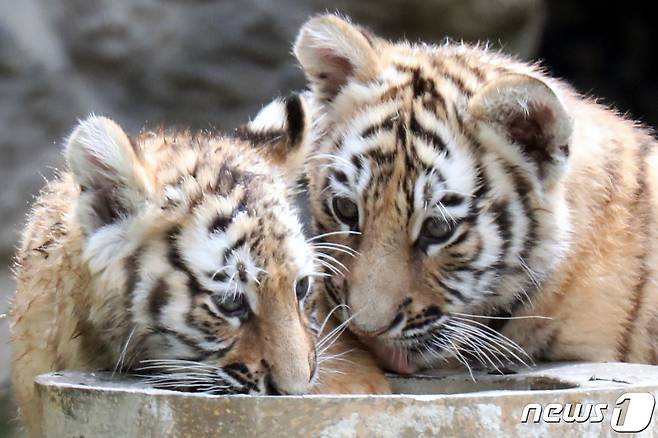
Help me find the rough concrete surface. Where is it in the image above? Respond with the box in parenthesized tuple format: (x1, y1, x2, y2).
(35, 363, 658, 437)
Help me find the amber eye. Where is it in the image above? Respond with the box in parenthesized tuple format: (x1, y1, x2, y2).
(332, 197, 359, 228)
(295, 276, 311, 301)
(419, 217, 455, 245)
(212, 294, 248, 319)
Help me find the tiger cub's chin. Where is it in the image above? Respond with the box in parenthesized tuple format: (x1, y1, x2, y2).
(10, 94, 389, 436)
(292, 14, 658, 373)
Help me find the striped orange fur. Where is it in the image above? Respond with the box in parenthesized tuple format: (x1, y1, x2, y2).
(293, 14, 658, 374)
(10, 95, 388, 436)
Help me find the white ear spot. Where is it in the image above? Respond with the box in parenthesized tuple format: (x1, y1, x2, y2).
(236, 94, 310, 186)
(294, 14, 379, 99)
(247, 98, 287, 132)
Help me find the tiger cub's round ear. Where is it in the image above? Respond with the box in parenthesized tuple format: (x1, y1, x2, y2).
(293, 14, 379, 101)
(469, 73, 573, 183)
(66, 115, 152, 232)
(235, 93, 310, 185)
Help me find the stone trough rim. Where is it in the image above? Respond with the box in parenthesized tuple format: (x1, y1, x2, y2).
(34, 363, 658, 437)
(35, 361, 658, 401)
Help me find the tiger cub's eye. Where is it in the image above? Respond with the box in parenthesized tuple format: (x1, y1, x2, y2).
(295, 276, 311, 301)
(332, 197, 359, 228)
(213, 294, 248, 319)
(419, 217, 455, 244)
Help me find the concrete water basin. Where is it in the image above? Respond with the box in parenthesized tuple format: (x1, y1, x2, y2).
(35, 362, 658, 437)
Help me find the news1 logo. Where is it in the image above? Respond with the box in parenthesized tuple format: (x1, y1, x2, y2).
(520, 393, 656, 432)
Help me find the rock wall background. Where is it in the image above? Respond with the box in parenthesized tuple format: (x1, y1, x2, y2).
(1, 1, 656, 436)
(0, 0, 545, 263)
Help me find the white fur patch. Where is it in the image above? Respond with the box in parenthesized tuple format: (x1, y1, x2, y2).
(247, 98, 287, 133)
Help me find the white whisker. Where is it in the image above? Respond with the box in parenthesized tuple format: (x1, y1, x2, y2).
(316, 259, 344, 277)
(210, 265, 232, 281)
(307, 230, 361, 242)
(316, 252, 349, 273)
(451, 312, 552, 321)
(311, 243, 359, 257)
(113, 327, 136, 376)
(317, 304, 350, 337)
(518, 257, 542, 291)
(452, 317, 533, 366)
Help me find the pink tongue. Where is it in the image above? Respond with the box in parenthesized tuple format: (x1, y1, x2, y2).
(371, 343, 417, 374)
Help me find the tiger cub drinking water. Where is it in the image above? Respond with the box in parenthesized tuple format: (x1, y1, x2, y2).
(10, 94, 389, 436)
(291, 14, 658, 374)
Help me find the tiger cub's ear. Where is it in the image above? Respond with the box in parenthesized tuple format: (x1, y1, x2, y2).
(66, 115, 152, 232)
(469, 73, 573, 184)
(294, 14, 379, 101)
(236, 93, 310, 185)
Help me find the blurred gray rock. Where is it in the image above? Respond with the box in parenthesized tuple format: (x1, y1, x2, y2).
(0, 0, 545, 259)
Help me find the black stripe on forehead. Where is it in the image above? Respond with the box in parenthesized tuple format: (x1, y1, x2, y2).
(208, 192, 249, 235)
(450, 53, 487, 82)
(327, 153, 394, 199)
(336, 130, 397, 171)
(428, 58, 475, 98)
(422, 85, 448, 115)
(409, 113, 448, 156)
(411, 68, 427, 97)
(412, 68, 449, 115)
(366, 149, 396, 165)
(360, 114, 397, 139)
(167, 226, 212, 296)
(391, 63, 449, 114)
(223, 236, 247, 264)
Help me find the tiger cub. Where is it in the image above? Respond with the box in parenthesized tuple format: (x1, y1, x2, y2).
(10, 95, 389, 435)
(292, 14, 658, 374)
